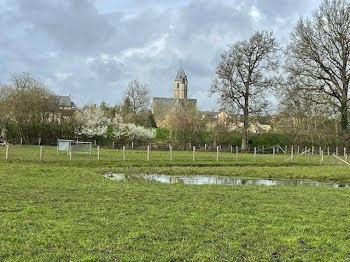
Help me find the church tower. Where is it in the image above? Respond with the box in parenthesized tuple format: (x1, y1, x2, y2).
(173, 64, 188, 99)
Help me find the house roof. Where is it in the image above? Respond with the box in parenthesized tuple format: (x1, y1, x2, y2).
(198, 111, 219, 117)
(152, 97, 197, 105)
(56, 96, 75, 107)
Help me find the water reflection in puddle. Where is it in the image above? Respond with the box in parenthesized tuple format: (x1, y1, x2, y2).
(102, 173, 349, 188)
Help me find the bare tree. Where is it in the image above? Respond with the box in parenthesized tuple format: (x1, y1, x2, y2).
(287, 0, 350, 140)
(276, 77, 336, 145)
(0, 73, 59, 142)
(0, 85, 11, 140)
(124, 80, 150, 114)
(210, 31, 279, 151)
(165, 102, 202, 145)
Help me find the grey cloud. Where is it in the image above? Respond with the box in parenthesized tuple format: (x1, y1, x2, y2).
(89, 58, 128, 82)
(15, 0, 115, 54)
(0, 0, 322, 110)
(255, 0, 318, 17)
(104, 9, 172, 53)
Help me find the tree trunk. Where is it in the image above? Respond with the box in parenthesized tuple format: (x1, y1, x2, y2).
(340, 102, 348, 132)
(1, 122, 8, 141)
(241, 98, 249, 152)
(340, 99, 349, 146)
(241, 124, 248, 152)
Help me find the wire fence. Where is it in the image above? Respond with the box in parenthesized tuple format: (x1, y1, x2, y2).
(0, 144, 349, 166)
(3, 137, 350, 155)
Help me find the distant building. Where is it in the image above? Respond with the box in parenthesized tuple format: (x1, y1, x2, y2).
(55, 95, 76, 123)
(173, 65, 188, 99)
(152, 65, 197, 127)
(200, 110, 272, 133)
(56, 95, 76, 110)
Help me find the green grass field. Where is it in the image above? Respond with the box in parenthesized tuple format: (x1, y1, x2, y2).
(1, 146, 350, 261)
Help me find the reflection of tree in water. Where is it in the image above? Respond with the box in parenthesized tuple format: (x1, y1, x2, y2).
(169, 177, 184, 184)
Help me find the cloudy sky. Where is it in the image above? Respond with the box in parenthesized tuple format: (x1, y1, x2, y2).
(0, 0, 321, 110)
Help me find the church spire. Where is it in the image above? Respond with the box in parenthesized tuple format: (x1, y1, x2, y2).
(174, 63, 186, 82)
(174, 62, 188, 99)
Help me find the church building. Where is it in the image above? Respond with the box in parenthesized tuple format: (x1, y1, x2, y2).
(151, 65, 197, 127)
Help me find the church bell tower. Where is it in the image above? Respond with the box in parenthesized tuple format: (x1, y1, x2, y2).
(173, 64, 188, 99)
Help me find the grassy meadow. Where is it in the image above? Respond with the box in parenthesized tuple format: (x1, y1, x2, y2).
(1, 145, 350, 261)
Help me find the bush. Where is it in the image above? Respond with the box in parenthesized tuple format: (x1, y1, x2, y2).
(155, 128, 171, 142)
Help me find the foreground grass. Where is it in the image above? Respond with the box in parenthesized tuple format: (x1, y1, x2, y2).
(1, 146, 350, 260)
(1, 163, 350, 261)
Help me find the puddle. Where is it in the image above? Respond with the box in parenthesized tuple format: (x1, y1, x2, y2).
(102, 173, 349, 188)
(103, 173, 126, 181)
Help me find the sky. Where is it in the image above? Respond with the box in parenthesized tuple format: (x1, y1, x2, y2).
(0, 0, 322, 110)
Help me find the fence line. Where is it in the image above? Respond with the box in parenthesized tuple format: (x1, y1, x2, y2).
(332, 154, 350, 166)
(3, 136, 350, 153)
(1, 144, 350, 167)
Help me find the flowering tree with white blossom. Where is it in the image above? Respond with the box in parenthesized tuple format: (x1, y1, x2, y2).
(113, 122, 156, 143)
(75, 106, 110, 138)
(75, 106, 156, 143)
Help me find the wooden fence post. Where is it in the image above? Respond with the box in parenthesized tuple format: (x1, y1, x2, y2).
(305, 147, 308, 158)
(122, 146, 126, 161)
(193, 146, 196, 161)
(284, 145, 287, 154)
(20, 137, 23, 145)
(40, 146, 43, 163)
(38, 137, 41, 145)
(327, 147, 330, 156)
(290, 145, 294, 161)
(236, 146, 238, 161)
(297, 146, 300, 155)
(97, 146, 100, 161)
(147, 146, 150, 161)
(132, 141, 134, 150)
(5, 145, 9, 162)
(311, 146, 314, 156)
(231, 145, 233, 153)
(216, 146, 219, 161)
(204, 144, 207, 152)
(254, 147, 257, 160)
(69, 150, 72, 161)
(344, 147, 347, 157)
(170, 146, 173, 161)
(320, 150, 324, 165)
(273, 146, 275, 160)
(112, 141, 115, 148)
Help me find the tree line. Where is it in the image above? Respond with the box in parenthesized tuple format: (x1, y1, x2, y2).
(0, 74, 156, 145)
